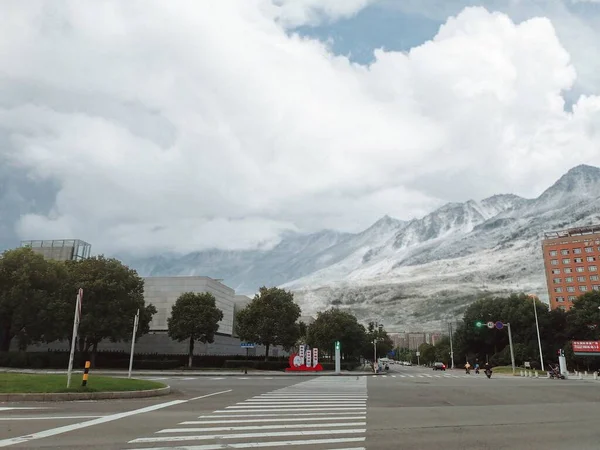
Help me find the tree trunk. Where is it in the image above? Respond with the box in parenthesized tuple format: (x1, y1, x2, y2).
(188, 337, 194, 368)
(264, 343, 270, 361)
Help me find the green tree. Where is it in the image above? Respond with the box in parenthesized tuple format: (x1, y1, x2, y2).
(566, 291, 600, 340)
(418, 343, 436, 365)
(64, 256, 156, 366)
(306, 309, 367, 359)
(0, 248, 64, 351)
(235, 286, 301, 360)
(167, 292, 224, 368)
(362, 322, 394, 360)
(434, 336, 452, 365)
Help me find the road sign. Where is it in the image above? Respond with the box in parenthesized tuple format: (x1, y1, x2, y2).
(495, 321, 504, 330)
(487, 321, 494, 329)
(240, 342, 255, 348)
(415, 351, 420, 357)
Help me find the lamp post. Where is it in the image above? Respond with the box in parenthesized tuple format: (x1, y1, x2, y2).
(528, 294, 545, 372)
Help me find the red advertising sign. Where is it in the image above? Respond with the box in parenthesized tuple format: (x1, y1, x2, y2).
(572, 340, 600, 353)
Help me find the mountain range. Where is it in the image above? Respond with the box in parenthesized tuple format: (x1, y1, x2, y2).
(121, 164, 600, 331)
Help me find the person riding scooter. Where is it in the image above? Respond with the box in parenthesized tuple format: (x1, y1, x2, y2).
(484, 362, 492, 378)
(465, 362, 471, 374)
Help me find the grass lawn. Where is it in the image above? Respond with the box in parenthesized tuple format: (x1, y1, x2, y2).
(0, 373, 166, 393)
(492, 365, 542, 375)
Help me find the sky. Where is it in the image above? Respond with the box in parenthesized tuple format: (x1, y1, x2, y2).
(1, 0, 599, 256)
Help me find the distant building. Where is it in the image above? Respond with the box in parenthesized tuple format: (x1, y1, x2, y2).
(542, 225, 600, 311)
(20, 239, 91, 262)
(298, 315, 316, 326)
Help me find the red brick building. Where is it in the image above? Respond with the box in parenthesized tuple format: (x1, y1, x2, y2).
(542, 225, 600, 311)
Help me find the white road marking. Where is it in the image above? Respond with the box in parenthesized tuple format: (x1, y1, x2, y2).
(220, 407, 366, 412)
(200, 411, 364, 418)
(234, 402, 365, 406)
(0, 416, 103, 421)
(129, 428, 366, 443)
(158, 422, 367, 433)
(0, 389, 232, 448)
(237, 377, 250, 380)
(209, 377, 225, 380)
(180, 377, 198, 381)
(181, 416, 366, 424)
(0, 407, 52, 411)
(127, 437, 366, 450)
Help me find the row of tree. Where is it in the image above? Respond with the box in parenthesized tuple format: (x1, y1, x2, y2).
(423, 292, 600, 370)
(0, 247, 156, 364)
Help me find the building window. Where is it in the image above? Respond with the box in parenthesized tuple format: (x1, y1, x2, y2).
(588, 256, 596, 262)
(550, 250, 558, 256)
(593, 286, 600, 291)
(580, 286, 588, 292)
(568, 296, 577, 301)
(577, 276, 586, 282)
(552, 269, 561, 274)
(591, 275, 599, 281)
(556, 296, 565, 302)
(563, 258, 572, 264)
(585, 247, 594, 253)
(551, 259, 559, 265)
(553, 278, 561, 283)
(590, 266, 598, 272)
(573, 248, 582, 254)
(554, 287, 563, 293)
(558, 305, 566, 311)
(566, 276, 574, 282)
(567, 286, 576, 292)
(564, 249, 572, 255)
(574, 258, 583, 263)
(564, 268, 573, 273)
(576, 267, 585, 272)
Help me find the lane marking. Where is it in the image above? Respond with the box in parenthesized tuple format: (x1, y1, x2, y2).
(0, 389, 231, 448)
(181, 416, 366, 424)
(200, 411, 365, 418)
(209, 377, 225, 380)
(158, 422, 366, 433)
(234, 402, 366, 406)
(189, 389, 233, 401)
(221, 407, 366, 412)
(127, 437, 366, 450)
(0, 407, 52, 411)
(129, 428, 366, 443)
(0, 415, 103, 421)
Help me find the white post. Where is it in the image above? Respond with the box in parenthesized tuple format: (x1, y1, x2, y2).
(66, 289, 83, 388)
(558, 355, 568, 379)
(373, 340, 377, 373)
(128, 309, 140, 379)
(530, 295, 545, 372)
(449, 322, 455, 369)
(507, 323, 516, 375)
(335, 345, 341, 374)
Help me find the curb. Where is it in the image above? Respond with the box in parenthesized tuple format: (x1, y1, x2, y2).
(99, 372, 377, 377)
(0, 385, 171, 402)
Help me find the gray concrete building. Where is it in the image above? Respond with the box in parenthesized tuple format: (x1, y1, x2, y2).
(145, 276, 235, 335)
(20, 239, 91, 261)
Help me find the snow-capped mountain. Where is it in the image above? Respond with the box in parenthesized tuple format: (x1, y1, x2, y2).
(122, 164, 600, 331)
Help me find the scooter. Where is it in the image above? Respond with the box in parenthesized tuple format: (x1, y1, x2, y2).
(548, 368, 565, 379)
(485, 368, 492, 379)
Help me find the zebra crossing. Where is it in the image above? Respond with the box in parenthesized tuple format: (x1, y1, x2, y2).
(124, 376, 368, 449)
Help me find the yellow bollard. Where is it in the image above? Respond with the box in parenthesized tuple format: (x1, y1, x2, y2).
(82, 360, 91, 387)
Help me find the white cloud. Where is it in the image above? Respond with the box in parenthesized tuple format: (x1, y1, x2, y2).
(272, 0, 377, 27)
(0, 1, 599, 256)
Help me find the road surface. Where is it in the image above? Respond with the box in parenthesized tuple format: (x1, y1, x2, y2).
(1, 365, 600, 449)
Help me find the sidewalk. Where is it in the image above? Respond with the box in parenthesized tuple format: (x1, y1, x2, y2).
(0, 368, 375, 377)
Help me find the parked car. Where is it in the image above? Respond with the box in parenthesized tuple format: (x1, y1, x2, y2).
(433, 362, 446, 371)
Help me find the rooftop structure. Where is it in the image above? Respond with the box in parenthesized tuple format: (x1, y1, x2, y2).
(20, 239, 92, 261)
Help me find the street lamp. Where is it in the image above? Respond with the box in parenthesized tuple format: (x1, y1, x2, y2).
(528, 294, 545, 372)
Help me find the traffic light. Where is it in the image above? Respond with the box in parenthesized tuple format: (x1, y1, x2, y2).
(335, 341, 340, 350)
(475, 321, 483, 328)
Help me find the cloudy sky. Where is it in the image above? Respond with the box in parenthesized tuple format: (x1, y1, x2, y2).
(1, 0, 599, 256)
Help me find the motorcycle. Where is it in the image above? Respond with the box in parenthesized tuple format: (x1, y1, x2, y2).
(485, 368, 492, 379)
(465, 367, 471, 375)
(548, 368, 565, 379)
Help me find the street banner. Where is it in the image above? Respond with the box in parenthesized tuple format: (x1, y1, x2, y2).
(313, 348, 319, 367)
(572, 340, 600, 355)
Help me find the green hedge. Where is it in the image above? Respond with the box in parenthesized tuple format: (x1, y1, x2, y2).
(0, 352, 289, 370)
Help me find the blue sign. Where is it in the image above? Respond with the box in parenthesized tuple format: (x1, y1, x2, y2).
(495, 321, 504, 330)
(388, 350, 396, 357)
(240, 342, 255, 348)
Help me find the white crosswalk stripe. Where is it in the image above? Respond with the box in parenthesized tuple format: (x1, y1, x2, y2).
(124, 376, 368, 450)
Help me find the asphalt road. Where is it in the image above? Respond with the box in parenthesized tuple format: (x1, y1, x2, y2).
(1, 365, 600, 449)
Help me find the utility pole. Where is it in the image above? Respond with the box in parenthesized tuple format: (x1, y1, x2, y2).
(529, 294, 545, 371)
(506, 322, 516, 375)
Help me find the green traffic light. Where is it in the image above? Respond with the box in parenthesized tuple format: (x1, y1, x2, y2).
(475, 321, 483, 328)
(335, 341, 340, 350)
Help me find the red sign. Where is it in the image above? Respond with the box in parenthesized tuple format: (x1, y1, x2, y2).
(572, 341, 600, 353)
(286, 351, 323, 372)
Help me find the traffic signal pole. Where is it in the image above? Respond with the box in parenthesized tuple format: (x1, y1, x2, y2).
(334, 341, 341, 374)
